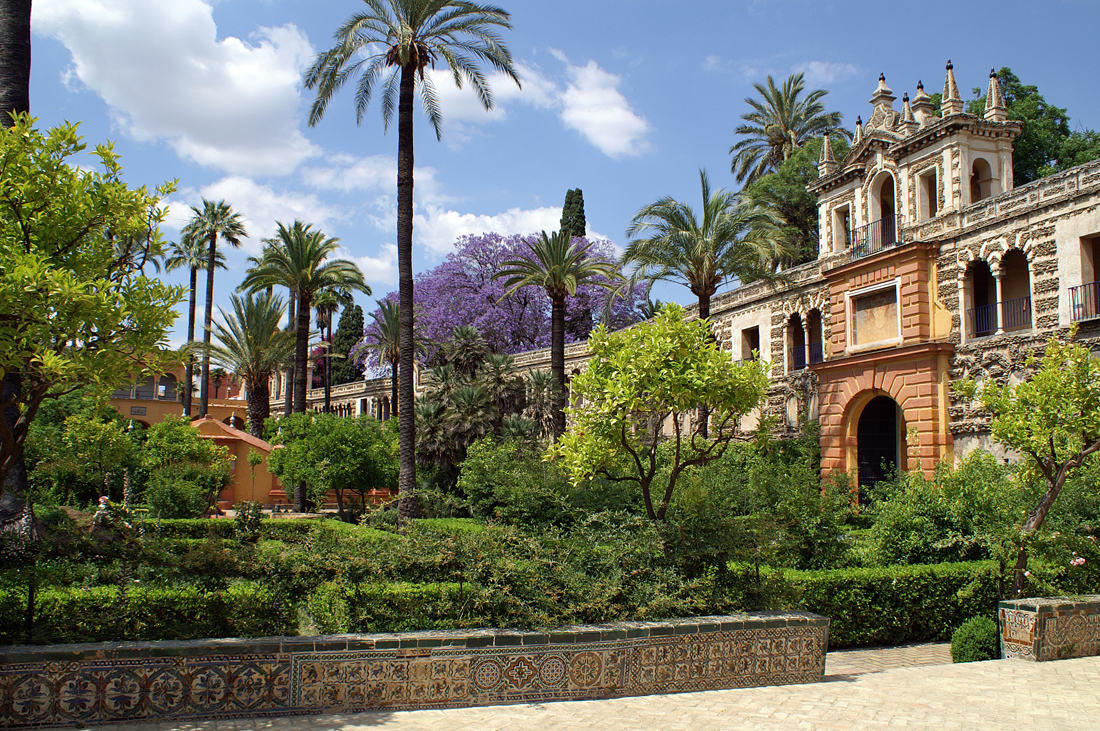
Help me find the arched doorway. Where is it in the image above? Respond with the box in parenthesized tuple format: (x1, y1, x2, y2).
(857, 395, 903, 498)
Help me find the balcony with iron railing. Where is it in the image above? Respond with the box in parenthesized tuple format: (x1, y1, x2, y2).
(966, 296, 1032, 338)
(850, 215, 902, 261)
(789, 341, 825, 370)
(1069, 281, 1100, 322)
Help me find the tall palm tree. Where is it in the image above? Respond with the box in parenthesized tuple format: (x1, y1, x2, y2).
(729, 72, 850, 185)
(624, 170, 786, 438)
(305, 0, 520, 519)
(494, 230, 619, 437)
(165, 232, 226, 416)
(239, 220, 370, 416)
(623, 170, 787, 322)
(182, 199, 247, 418)
(0, 0, 33, 512)
(313, 287, 353, 412)
(360, 299, 402, 417)
(202, 292, 295, 439)
(0, 1, 31, 129)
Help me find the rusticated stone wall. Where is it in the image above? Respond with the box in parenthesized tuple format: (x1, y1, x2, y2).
(0, 612, 828, 728)
(1000, 596, 1100, 661)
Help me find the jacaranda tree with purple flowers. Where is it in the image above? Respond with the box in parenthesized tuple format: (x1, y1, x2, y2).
(358, 233, 647, 373)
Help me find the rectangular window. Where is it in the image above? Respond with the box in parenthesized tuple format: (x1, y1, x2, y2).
(918, 169, 938, 220)
(851, 286, 899, 346)
(833, 205, 851, 253)
(741, 326, 760, 361)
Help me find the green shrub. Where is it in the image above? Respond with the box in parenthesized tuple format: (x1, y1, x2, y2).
(788, 561, 1000, 648)
(306, 581, 462, 634)
(144, 473, 213, 518)
(0, 582, 295, 645)
(951, 616, 999, 662)
(234, 501, 265, 542)
(152, 518, 236, 539)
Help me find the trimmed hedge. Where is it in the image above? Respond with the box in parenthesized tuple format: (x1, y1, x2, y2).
(788, 561, 999, 648)
(151, 518, 323, 543)
(0, 582, 294, 646)
(306, 582, 463, 634)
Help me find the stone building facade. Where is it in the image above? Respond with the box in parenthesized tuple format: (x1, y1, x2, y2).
(276, 62, 1100, 491)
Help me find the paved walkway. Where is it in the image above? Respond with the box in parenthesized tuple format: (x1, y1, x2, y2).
(87, 650, 1100, 731)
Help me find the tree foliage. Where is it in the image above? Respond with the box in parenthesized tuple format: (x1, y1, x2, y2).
(560, 188, 586, 240)
(729, 72, 850, 185)
(967, 67, 1100, 185)
(955, 330, 1100, 594)
(267, 412, 398, 518)
(330, 304, 365, 386)
(365, 233, 646, 368)
(549, 303, 769, 521)
(745, 136, 849, 266)
(0, 117, 182, 497)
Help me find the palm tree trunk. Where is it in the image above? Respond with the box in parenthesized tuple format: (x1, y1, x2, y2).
(551, 295, 567, 438)
(698, 293, 711, 438)
(283, 291, 296, 417)
(323, 318, 332, 413)
(246, 380, 269, 440)
(183, 267, 198, 416)
(396, 64, 419, 521)
(293, 292, 312, 414)
(0, 0, 32, 512)
(0, 0, 31, 128)
(389, 357, 399, 420)
(200, 232, 217, 417)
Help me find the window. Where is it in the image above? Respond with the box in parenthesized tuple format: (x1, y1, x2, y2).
(918, 169, 938, 220)
(741, 326, 760, 361)
(832, 204, 851, 253)
(850, 284, 899, 347)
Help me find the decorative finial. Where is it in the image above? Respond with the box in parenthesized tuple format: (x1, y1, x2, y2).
(869, 73, 895, 110)
(985, 67, 1006, 122)
(818, 129, 837, 176)
(942, 60, 963, 116)
(900, 92, 916, 132)
(854, 115, 863, 144)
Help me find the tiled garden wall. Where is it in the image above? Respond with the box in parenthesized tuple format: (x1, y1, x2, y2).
(1000, 596, 1100, 661)
(0, 611, 828, 727)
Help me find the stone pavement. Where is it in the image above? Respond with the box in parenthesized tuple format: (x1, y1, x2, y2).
(85, 651, 1100, 731)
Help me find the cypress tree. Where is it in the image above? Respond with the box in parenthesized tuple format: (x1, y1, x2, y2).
(329, 304, 366, 385)
(560, 188, 586, 240)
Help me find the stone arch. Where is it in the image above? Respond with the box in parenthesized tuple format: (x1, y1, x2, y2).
(841, 389, 908, 498)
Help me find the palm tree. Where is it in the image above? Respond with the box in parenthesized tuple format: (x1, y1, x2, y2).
(494, 230, 619, 437)
(202, 292, 295, 439)
(239, 220, 370, 416)
(729, 72, 850, 185)
(313, 287, 353, 412)
(624, 170, 786, 438)
(165, 233, 226, 416)
(623, 170, 787, 322)
(182, 199, 247, 418)
(360, 299, 402, 416)
(305, 0, 520, 519)
(523, 369, 560, 439)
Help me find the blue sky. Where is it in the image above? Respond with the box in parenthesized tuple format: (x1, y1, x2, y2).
(27, 0, 1100, 343)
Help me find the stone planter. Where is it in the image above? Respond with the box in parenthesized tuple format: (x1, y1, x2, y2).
(999, 596, 1100, 661)
(0, 611, 828, 728)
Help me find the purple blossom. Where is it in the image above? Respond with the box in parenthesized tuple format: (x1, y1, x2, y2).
(357, 232, 647, 372)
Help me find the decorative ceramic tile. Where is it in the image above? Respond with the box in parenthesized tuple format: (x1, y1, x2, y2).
(0, 613, 828, 727)
(1000, 596, 1100, 661)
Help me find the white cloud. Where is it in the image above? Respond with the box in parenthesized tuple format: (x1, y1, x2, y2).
(34, 0, 318, 175)
(558, 58, 651, 158)
(167, 176, 342, 250)
(349, 243, 398, 286)
(413, 204, 565, 255)
(793, 61, 861, 86)
(426, 56, 650, 158)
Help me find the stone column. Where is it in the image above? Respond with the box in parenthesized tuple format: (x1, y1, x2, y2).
(957, 275, 968, 344)
(994, 266, 1005, 335)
